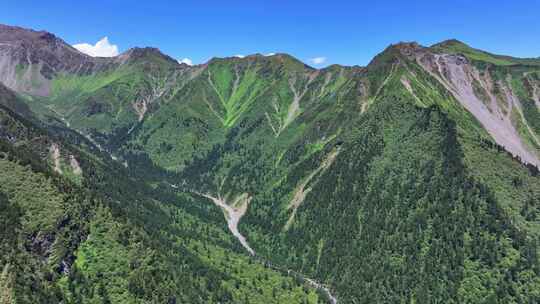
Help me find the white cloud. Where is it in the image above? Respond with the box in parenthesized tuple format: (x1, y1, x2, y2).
(265, 52, 276, 56)
(73, 37, 119, 57)
(178, 58, 193, 65)
(308, 56, 327, 65)
(234, 54, 245, 58)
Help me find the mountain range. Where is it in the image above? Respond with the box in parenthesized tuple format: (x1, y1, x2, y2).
(0, 24, 538, 303)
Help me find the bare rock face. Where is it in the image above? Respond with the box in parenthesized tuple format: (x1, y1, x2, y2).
(393, 41, 423, 60)
(380, 40, 539, 166)
(0, 24, 115, 96)
(415, 51, 540, 166)
(0, 25, 182, 98)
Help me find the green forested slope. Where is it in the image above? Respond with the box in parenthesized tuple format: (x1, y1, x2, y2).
(0, 103, 324, 303)
(243, 98, 539, 303)
(0, 23, 539, 304)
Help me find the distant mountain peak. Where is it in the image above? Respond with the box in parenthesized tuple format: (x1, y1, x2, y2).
(391, 41, 422, 49)
(0, 24, 69, 51)
(367, 41, 425, 68)
(432, 38, 469, 48)
(206, 52, 313, 71)
(118, 47, 180, 66)
(0, 24, 99, 95)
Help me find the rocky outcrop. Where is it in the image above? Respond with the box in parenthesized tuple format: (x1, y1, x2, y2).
(0, 24, 111, 95)
(414, 51, 540, 166)
(0, 24, 181, 97)
(49, 143, 62, 173)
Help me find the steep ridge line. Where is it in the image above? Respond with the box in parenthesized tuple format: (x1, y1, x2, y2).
(361, 63, 397, 113)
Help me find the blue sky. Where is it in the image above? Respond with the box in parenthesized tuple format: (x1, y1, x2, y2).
(2, 0, 539, 66)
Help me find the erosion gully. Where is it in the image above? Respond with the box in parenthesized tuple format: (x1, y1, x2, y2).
(169, 184, 338, 303)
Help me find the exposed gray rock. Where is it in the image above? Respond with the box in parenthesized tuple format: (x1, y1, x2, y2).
(0, 24, 179, 97)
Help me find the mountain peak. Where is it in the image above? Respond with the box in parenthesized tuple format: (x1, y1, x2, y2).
(391, 41, 422, 49)
(367, 41, 424, 68)
(117, 46, 179, 66)
(429, 39, 472, 55)
(431, 38, 471, 50)
(390, 41, 424, 57)
(0, 24, 69, 50)
(268, 53, 314, 69)
(0, 23, 100, 95)
(207, 52, 313, 71)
